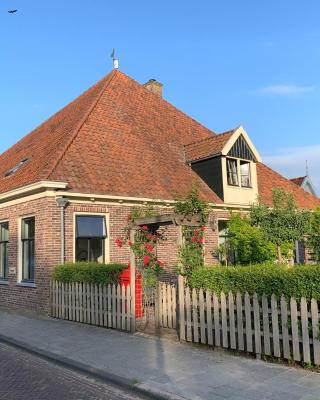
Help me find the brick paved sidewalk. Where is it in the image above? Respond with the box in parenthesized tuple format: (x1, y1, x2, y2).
(0, 308, 319, 400)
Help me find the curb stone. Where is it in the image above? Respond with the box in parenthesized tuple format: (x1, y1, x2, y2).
(0, 333, 187, 400)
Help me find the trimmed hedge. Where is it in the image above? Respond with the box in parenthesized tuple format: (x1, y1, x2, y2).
(188, 264, 320, 300)
(53, 262, 127, 285)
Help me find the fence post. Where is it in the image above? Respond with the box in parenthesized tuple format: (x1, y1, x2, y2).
(178, 274, 186, 341)
(130, 229, 136, 333)
(154, 281, 160, 329)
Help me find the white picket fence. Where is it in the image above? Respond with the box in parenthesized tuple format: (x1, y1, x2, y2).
(158, 282, 177, 329)
(50, 281, 132, 331)
(49, 279, 320, 366)
(178, 285, 320, 365)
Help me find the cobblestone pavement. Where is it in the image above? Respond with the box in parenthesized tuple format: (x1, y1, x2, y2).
(0, 343, 145, 400)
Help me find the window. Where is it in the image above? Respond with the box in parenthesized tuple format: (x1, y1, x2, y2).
(0, 222, 9, 280)
(218, 220, 235, 265)
(227, 158, 239, 186)
(21, 217, 35, 282)
(21, 218, 35, 282)
(240, 161, 251, 187)
(5, 157, 30, 177)
(218, 220, 229, 247)
(75, 216, 107, 262)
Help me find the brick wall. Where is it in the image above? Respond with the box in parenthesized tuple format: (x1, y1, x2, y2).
(0, 196, 60, 312)
(0, 196, 229, 313)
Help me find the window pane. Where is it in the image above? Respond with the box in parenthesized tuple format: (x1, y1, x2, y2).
(0, 242, 8, 279)
(0, 222, 9, 242)
(90, 238, 104, 263)
(22, 240, 35, 281)
(22, 217, 35, 239)
(218, 220, 229, 243)
(76, 238, 90, 261)
(227, 159, 239, 186)
(240, 161, 251, 187)
(76, 238, 105, 263)
(76, 216, 106, 238)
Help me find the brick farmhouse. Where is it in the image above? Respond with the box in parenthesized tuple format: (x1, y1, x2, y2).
(0, 69, 319, 312)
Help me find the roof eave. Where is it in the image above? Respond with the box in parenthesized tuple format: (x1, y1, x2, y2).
(0, 180, 68, 204)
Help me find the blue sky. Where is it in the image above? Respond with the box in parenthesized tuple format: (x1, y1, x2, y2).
(1, 1, 320, 192)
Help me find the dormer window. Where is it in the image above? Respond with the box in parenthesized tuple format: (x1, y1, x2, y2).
(227, 158, 239, 186)
(227, 158, 252, 188)
(240, 161, 251, 187)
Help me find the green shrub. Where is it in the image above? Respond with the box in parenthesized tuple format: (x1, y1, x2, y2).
(227, 214, 276, 264)
(188, 264, 320, 300)
(53, 262, 127, 285)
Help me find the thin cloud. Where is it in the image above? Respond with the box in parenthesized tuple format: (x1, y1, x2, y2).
(256, 85, 314, 97)
(263, 144, 320, 194)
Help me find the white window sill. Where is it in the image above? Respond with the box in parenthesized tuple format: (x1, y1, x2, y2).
(227, 184, 253, 190)
(0, 280, 9, 285)
(16, 282, 36, 288)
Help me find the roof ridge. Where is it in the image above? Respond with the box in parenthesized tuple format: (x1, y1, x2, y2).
(46, 70, 118, 180)
(184, 128, 235, 148)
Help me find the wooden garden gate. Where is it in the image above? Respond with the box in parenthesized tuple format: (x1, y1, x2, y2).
(129, 213, 201, 334)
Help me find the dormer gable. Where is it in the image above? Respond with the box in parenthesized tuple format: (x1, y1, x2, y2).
(227, 135, 256, 161)
(221, 126, 262, 162)
(185, 126, 261, 205)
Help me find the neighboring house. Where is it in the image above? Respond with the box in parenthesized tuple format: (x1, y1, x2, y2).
(290, 176, 318, 263)
(290, 176, 318, 197)
(0, 68, 319, 312)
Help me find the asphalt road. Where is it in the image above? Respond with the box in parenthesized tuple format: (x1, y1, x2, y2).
(0, 342, 146, 400)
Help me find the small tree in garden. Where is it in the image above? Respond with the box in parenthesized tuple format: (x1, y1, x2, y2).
(251, 189, 310, 264)
(307, 207, 320, 262)
(226, 213, 276, 265)
(214, 241, 234, 266)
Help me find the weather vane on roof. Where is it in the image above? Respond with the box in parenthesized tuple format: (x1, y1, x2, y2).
(306, 160, 309, 176)
(110, 49, 119, 69)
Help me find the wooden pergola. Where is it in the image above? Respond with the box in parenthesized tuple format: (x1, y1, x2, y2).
(129, 213, 203, 332)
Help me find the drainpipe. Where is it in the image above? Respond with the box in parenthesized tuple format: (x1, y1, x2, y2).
(56, 197, 69, 264)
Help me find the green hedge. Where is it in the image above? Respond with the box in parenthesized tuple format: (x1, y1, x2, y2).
(53, 262, 127, 285)
(188, 264, 320, 300)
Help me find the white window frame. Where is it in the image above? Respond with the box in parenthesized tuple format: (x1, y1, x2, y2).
(0, 219, 9, 281)
(73, 212, 110, 264)
(17, 214, 36, 286)
(217, 218, 229, 246)
(226, 158, 239, 186)
(240, 160, 252, 188)
(226, 158, 253, 189)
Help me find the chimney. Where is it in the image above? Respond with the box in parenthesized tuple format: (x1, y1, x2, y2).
(143, 79, 163, 97)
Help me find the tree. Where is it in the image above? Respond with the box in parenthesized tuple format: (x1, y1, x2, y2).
(227, 213, 276, 265)
(308, 207, 320, 262)
(250, 189, 310, 263)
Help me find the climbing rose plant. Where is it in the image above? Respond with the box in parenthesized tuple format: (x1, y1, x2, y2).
(177, 226, 207, 277)
(115, 214, 165, 277)
(174, 186, 209, 276)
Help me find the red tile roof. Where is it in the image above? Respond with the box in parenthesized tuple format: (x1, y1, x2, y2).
(257, 164, 320, 209)
(290, 176, 306, 186)
(184, 130, 235, 162)
(0, 72, 115, 194)
(0, 70, 221, 203)
(1, 69, 319, 209)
